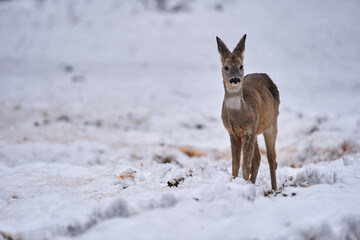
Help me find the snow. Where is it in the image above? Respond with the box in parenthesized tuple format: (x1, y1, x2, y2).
(1, 0, 360, 239)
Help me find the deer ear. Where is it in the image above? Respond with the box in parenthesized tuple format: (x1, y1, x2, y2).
(216, 36, 230, 62)
(233, 34, 246, 60)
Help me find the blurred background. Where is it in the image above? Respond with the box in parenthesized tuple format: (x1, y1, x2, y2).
(1, 0, 360, 167)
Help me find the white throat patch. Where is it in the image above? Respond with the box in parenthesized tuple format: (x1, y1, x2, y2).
(226, 84, 241, 93)
(225, 96, 241, 110)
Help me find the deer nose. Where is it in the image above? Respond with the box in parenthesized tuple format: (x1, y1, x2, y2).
(229, 78, 241, 85)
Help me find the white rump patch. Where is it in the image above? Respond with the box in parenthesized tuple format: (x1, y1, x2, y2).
(225, 96, 241, 110)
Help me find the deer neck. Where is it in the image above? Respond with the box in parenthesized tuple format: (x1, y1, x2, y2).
(224, 83, 245, 111)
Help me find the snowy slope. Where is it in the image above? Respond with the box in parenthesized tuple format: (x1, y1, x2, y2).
(1, 0, 360, 239)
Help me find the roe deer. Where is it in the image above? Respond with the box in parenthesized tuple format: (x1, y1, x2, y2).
(216, 34, 280, 190)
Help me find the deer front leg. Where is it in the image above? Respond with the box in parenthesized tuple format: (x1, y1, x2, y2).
(243, 134, 255, 181)
(230, 134, 242, 178)
(250, 139, 261, 184)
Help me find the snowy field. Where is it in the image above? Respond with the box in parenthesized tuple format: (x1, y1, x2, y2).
(1, 0, 360, 239)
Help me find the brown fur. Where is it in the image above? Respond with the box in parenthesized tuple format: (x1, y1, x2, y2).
(216, 34, 280, 190)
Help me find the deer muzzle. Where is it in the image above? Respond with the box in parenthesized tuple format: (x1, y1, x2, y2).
(229, 77, 241, 85)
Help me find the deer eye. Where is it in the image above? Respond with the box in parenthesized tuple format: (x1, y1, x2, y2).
(240, 65, 243, 70)
(224, 66, 229, 71)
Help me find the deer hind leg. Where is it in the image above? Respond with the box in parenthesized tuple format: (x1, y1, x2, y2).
(263, 126, 278, 191)
(250, 139, 261, 184)
(230, 134, 242, 178)
(242, 134, 255, 181)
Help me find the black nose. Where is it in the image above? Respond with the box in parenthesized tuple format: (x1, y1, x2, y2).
(230, 78, 241, 84)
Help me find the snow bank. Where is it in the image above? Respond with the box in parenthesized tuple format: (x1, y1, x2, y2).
(0, 153, 360, 239)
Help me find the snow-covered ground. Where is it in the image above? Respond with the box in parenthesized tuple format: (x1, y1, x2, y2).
(1, 0, 360, 239)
